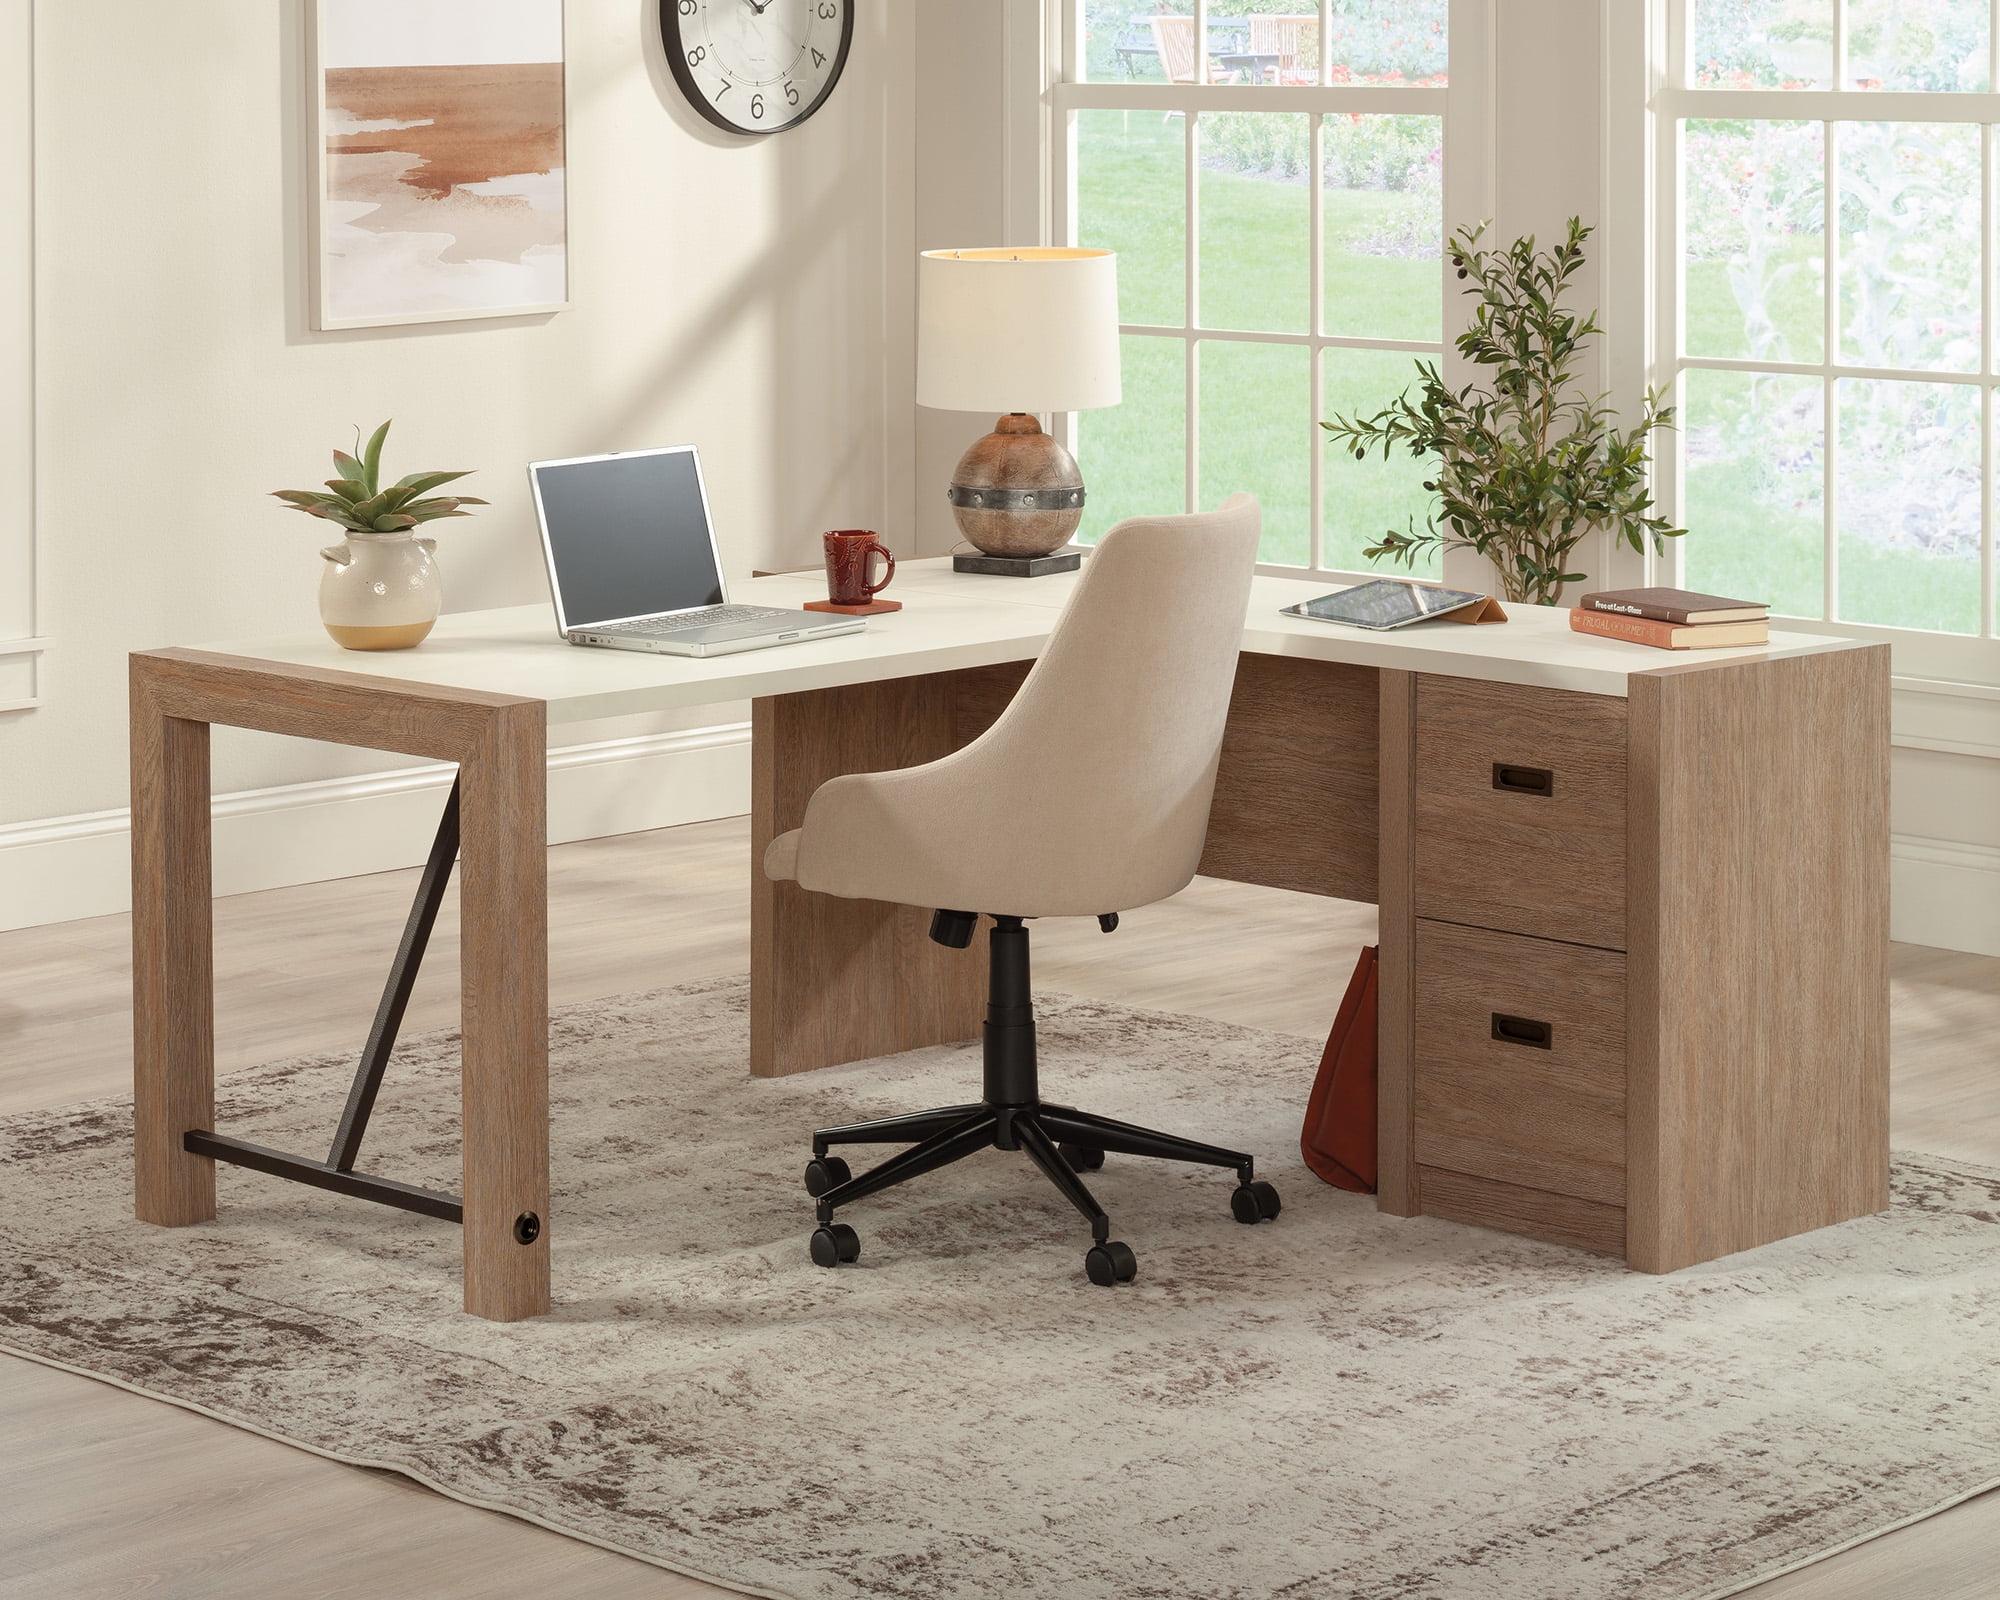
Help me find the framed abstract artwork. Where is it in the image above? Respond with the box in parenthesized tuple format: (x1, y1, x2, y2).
(309, 0, 569, 331)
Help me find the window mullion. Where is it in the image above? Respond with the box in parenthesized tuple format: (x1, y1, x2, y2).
(1985, 120, 1996, 636)
(1825, 119, 1842, 622)
(1659, 109, 1684, 585)
(1309, 112, 1324, 571)
(1833, 0, 1848, 90)
(1186, 106, 1200, 514)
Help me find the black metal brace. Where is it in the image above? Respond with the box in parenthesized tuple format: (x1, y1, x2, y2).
(183, 778, 466, 1225)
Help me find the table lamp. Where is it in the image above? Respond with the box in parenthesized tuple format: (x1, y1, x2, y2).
(917, 247, 1121, 575)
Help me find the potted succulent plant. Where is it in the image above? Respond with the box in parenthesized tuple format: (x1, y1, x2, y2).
(272, 421, 484, 650)
(1322, 218, 1683, 607)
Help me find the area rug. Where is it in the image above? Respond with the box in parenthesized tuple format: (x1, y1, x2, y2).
(3, 978, 1998, 1600)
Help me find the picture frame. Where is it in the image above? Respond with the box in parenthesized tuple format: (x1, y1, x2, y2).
(308, 0, 571, 332)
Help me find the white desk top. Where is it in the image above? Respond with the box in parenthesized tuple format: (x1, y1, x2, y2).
(191, 559, 1866, 724)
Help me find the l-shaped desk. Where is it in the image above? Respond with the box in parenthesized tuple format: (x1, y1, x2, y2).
(129, 560, 1889, 1320)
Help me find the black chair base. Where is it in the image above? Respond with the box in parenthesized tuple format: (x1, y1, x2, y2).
(803, 915, 1281, 1286)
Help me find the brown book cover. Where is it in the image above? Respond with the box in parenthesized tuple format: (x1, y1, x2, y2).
(1569, 607, 1770, 650)
(1578, 586, 1768, 625)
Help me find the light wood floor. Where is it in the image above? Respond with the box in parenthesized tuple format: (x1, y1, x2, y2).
(2, 816, 1996, 1598)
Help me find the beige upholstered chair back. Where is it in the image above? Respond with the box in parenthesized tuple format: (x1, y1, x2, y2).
(946, 495, 1261, 913)
(765, 496, 1261, 918)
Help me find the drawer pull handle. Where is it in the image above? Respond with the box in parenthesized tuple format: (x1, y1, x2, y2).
(1492, 763, 1555, 797)
(1491, 1012, 1553, 1050)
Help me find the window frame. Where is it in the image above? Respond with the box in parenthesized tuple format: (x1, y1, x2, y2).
(1046, 0, 1493, 581)
(1642, 0, 2000, 683)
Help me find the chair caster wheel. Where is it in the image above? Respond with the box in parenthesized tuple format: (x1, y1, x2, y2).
(1231, 1180, 1281, 1224)
(1059, 1141, 1105, 1172)
(803, 1155, 852, 1197)
(1084, 1239, 1137, 1286)
(809, 1223, 861, 1268)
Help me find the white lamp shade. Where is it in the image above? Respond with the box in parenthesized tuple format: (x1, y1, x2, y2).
(916, 248, 1122, 415)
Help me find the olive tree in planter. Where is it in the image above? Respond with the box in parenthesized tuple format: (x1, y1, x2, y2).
(1322, 218, 1683, 607)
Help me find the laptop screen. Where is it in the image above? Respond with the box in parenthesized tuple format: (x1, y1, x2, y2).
(532, 448, 726, 630)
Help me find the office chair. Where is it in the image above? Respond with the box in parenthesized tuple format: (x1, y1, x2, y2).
(762, 495, 1280, 1286)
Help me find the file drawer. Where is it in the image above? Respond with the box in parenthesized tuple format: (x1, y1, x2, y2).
(1412, 677, 1628, 950)
(1414, 919, 1627, 1208)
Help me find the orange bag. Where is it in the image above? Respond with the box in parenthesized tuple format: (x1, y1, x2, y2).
(1300, 945, 1378, 1193)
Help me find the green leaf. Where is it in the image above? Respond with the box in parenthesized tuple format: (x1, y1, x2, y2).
(360, 420, 391, 495)
(384, 469, 474, 508)
(348, 491, 394, 524)
(324, 479, 366, 504)
(372, 512, 419, 532)
(333, 450, 367, 484)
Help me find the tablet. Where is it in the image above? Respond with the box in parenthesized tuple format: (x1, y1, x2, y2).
(1281, 579, 1489, 631)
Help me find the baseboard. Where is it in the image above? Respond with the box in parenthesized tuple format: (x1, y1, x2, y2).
(1892, 833, 2000, 959)
(0, 722, 752, 934)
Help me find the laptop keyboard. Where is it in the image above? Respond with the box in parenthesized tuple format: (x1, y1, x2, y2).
(592, 606, 791, 635)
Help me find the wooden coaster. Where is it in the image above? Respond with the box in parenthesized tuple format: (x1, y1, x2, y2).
(804, 597, 902, 616)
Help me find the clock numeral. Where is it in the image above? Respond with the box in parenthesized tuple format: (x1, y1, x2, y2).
(818, 1, 836, 16)
(751, 93, 765, 119)
(784, 80, 799, 106)
(715, 80, 730, 97)
(812, 47, 826, 69)
(679, 0, 696, 12)
(686, 45, 704, 66)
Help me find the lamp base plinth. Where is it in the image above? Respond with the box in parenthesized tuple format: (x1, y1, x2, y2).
(951, 548, 1083, 578)
(948, 414, 1086, 559)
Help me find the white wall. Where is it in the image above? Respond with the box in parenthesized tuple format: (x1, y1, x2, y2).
(0, 0, 917, 837)
(912, 0, 1013, 556)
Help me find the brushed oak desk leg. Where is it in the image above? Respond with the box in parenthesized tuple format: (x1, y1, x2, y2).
(127, 649, 551, 1320)
(1625, 646, 1891, 1273)
(131, 661, 217, 1228)
(459, 704, 551, 1321)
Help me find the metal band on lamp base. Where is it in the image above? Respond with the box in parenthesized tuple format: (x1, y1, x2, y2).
(948, 486, 1087, 512)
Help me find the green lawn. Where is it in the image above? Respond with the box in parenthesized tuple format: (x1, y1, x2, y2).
(1072, 111, 1984, 630)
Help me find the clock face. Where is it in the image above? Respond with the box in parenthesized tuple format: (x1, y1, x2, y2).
(663, 0, 854, 136)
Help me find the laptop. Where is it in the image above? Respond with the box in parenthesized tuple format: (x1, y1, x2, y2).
(529, 445, 864, 658)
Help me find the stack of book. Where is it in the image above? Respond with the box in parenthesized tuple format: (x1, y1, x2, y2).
(1569, 587, 1769, 650)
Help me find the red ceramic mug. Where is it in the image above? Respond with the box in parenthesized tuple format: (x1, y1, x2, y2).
(823, 529, 896, 606)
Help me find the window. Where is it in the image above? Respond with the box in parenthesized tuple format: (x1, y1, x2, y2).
(1052, 2, 1479, 575)
(1658, 0, 2000, 646)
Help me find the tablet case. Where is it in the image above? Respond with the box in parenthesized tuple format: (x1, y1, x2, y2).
(1439, 596, 1508, 624)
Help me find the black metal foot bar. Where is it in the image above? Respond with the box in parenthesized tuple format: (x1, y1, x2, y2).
(184, 1131, 462, 1223)
(186, 779, 465, 1223)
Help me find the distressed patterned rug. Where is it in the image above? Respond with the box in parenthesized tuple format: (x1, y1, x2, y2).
(3, 977, 1998, 1600)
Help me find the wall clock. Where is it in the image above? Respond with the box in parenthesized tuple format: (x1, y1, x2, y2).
(662, 0, 853, 136)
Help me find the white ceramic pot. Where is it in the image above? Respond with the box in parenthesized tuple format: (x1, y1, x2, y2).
(318, 530, 442, 651)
